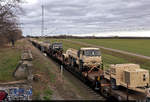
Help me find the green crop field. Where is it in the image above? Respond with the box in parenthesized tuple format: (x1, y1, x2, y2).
(37, 38, 150, 70)
(38, 38, 131, 69)
(70, 39, 150, 57)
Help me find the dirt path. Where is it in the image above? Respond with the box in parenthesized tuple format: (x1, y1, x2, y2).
(23, 39, 105, 100)
(65, 39, 150, 61)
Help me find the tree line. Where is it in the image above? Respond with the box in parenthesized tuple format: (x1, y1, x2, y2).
(0, 0, 22, 46)
(28, 35, 150, 39)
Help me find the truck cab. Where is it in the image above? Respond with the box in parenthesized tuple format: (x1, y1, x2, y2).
(77, 48, 102, 70)
(50, 43, 63, 51)
(49, 42, 63, 56)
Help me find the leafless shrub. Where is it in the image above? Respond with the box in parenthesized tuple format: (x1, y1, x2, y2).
(0, 0, 22, 46)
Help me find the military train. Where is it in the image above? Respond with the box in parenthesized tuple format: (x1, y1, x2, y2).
(29, 38, 150, 101)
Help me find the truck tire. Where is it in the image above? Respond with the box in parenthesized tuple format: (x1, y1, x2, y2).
(62, 55, 65, 65)
(100, 86, 109, 98)
(79, 60, 83, 72)
(71, 58, 74, 67)
(68, 56, 72, 66)
(110, 78, 118, 90)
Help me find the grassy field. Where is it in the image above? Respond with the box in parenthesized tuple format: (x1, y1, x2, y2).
(38, 38, 131, 69)
(70, 39, 150, 57)
(0, 46, 21, 82)
(32, 49, 55, 100)
(16, 40, 56, 100)
(37, 38, 150, 70)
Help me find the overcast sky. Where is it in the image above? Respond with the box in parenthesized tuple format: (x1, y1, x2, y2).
(19, 0, 150, 37)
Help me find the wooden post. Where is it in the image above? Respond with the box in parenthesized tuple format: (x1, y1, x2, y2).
(61, 65, 63, 76)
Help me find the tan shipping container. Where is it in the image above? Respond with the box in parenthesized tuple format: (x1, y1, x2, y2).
(123, 69, 149, 88)
(109, 64, 140, 86)
(104, 64, 149, 88)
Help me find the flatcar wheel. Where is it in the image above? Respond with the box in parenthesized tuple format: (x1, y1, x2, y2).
(100, 86, 109, 98)
(82, 77, 87, 84)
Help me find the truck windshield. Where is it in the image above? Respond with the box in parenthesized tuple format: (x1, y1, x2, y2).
(84, 50, 101, 56)
(53, 43, 62, 49)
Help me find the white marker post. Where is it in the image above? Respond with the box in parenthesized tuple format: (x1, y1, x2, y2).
(60, 65, 64, 83)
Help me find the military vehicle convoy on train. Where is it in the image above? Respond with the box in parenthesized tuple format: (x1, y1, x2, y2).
(63, 48, 103, 83)
(64, 48, 102, 69)
(29, 38, 150, 101)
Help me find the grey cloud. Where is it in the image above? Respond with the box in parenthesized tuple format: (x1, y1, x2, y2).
(19, 0, 150, 36)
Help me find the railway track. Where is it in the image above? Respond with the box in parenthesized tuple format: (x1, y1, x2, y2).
(86, 86, 104, 100)
(46, 54, 106, 100)
(32, 44, 106, 100)
(30, 39, 148, 101)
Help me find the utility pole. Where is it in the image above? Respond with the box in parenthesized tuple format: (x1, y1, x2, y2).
(41, 5, 44, 37)
(30, 28, 32, 35)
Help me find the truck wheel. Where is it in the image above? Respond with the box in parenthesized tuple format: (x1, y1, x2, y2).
(71, 58, 74, 67)
(79, 60, 83, 71)
(82, 76, 87, 83)
(100, 86, 109, 98)
(69, 56, 72, 66)
(62, 55, 65, 65)
(110, 78, 118, 90)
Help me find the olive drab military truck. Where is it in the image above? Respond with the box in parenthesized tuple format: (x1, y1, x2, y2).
(50, 42, 63, 51)
(63, 48, 103, 72)
(49, 42, 63, 58)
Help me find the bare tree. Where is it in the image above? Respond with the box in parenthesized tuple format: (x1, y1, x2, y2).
(0, 0, 22, 46)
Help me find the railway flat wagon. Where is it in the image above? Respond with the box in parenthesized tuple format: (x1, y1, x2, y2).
(29, 39, 150, 101)
(102, 64, 150, 101)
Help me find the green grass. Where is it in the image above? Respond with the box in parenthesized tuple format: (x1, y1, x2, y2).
(71, 39, 150, 57)
(31, 44, 57, 100)
(37, 38, 150, 70)
(43, 88, 53, 100)
(0, 47, 21, 82)
(37, 38, 132, 69)
(32, 55, 56, 83)
(50, 39, 150, 69)
(102, 53, 129, 69)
